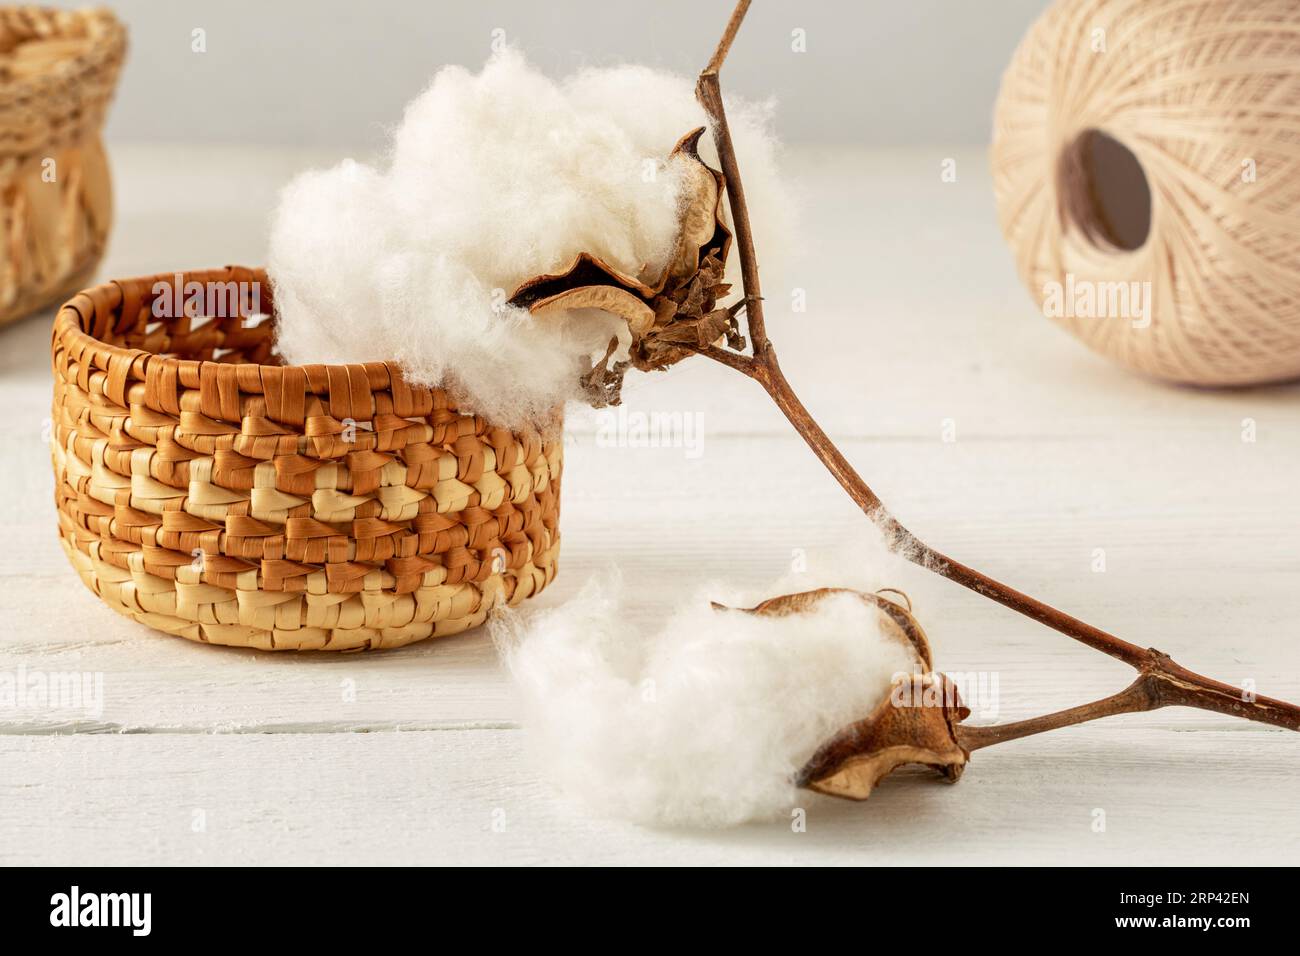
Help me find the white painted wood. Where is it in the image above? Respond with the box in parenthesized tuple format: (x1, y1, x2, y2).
(1, 145, 1297, 863)
(2, 431, 1297, 732)
(1, 728, 1295, 866)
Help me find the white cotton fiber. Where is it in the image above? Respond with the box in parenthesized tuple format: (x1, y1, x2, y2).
(495, 574, 923, 828)
(268, 49, 788, 427)
(564, 64, 790, 280)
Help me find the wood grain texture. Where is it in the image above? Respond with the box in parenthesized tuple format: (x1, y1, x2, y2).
(1, 145, 1297, 864)
(2, 728, 1295, 866)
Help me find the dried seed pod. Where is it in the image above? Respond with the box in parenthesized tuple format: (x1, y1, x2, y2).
(509, 251, 659, 308)
(655, 128, 726, 289)
(509, 126, 736, 402)
(796, 672, 970, 801)
(719, 588, 933, 670)
(528, 285, 655, 335)
(720, 587, 971, 802)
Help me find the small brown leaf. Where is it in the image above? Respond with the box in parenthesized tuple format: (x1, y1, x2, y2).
(652, 296, 677, 326)
(579, 336, 630, 408)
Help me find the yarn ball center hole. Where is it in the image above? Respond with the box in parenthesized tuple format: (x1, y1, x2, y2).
(1057, 129, 1152, 252)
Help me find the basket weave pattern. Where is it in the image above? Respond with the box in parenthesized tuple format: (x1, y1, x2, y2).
(1, 6, 125, 326)
(51, 267, 562, 651)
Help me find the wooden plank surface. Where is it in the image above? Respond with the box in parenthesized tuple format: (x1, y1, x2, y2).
(2, 728, 1295, 866)
(1, 145, 1297, 864)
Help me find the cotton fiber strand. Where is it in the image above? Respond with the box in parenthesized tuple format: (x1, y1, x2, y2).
(495, 575, 923, 828)
(268, 49, 787, 427)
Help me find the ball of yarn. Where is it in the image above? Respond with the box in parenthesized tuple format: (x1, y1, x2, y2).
(991, 0, 1300, 386)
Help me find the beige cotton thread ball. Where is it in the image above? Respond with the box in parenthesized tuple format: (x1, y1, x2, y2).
(991, 0, 1300, 386)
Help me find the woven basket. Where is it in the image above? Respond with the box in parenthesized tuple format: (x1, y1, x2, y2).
(51, 267, 562, 651)
(1, 6, 124, 328)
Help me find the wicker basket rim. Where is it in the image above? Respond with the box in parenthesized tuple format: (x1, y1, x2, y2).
(54, 266, 475, 425)
(0, 6, 125, 98)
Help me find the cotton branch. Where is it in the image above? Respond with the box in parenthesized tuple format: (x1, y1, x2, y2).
(696, 0, 770, 359)
(694, 0, 1300, 738)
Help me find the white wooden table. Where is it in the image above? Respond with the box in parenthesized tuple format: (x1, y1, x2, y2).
(2, 144, 1297, 865)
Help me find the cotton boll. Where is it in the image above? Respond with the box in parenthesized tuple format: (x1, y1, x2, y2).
(388, 49, 684, 284)
(564, 64, 795, 289)
(268, 159, 396, 367)
(269, 46, 791, 428)
(564, 65, 708, 166)
(496, 575, 922, 828)
(367, 249, 608, 426)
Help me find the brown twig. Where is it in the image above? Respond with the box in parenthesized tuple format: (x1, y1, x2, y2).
(695, 0, 1300, 740)
(702, 0, 751, 75)
(696, 0, 769, 359)
(957, 651, 1300, 749)
(956, 680, 1161, 751)
(678, 340, 756, 374)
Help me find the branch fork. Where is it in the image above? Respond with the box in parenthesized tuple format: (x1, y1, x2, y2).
(509, 0, 1300, 801)
(690, 0, 1300, 779)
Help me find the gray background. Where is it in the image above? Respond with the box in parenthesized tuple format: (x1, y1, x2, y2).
(63, 0, 1050, 149)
